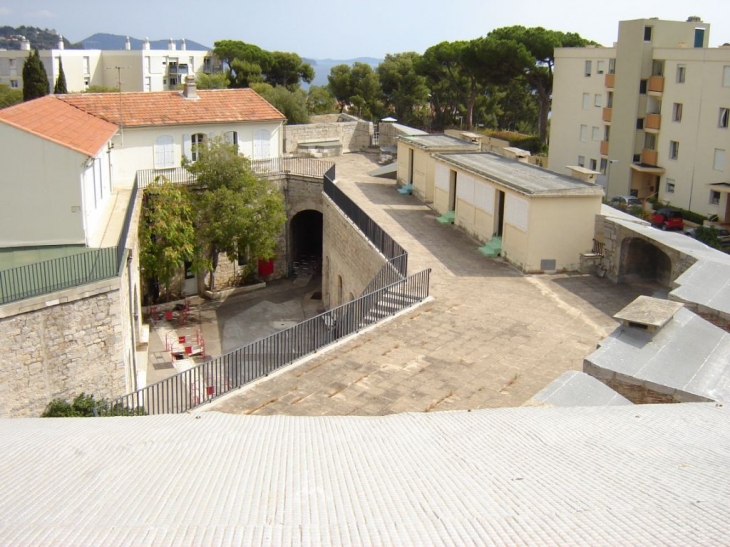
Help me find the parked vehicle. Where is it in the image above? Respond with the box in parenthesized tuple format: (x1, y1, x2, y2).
(651, 208, 684, 231)
(609, 195, 642, 208)
(685, 225, 730, 248)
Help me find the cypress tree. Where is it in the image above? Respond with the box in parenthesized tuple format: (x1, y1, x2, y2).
(53, 57, 68, 94)
(22, 49, 49, 101)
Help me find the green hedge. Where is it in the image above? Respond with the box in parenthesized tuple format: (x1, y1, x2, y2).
(482, 130, 544, 154)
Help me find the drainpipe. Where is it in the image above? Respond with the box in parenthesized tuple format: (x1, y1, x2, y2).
(126, 251, 138, 392)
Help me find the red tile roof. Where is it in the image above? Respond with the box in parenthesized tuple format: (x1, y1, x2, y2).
(58, 88, 286, 127)
(0, 96, 118, 157)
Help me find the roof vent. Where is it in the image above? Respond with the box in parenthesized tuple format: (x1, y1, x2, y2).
(613, 296, 684, 335)
(125, 36, 131, 51)
(21, 38, 30, 51)
(57, 35, 64, 50)
(143, 38, 150, 51)
(168, 38, 176, 51)
(687, 15, 702, 22)
(182, 75, 198, 100)
(181, 39, 187, 51)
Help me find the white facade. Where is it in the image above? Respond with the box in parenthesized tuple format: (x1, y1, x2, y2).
(111, 121, 283, 184)
(549, 18, 730, 219)
(0, 46, 214, 93)
(0, 123, 113, 247)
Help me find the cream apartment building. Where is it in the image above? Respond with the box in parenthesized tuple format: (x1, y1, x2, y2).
(549, 17, 730, 221)
(0, 36, 217, 93)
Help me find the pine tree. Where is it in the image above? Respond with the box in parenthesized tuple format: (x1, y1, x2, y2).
(22, 49, 49, 101)
(53, 57, 67, 94)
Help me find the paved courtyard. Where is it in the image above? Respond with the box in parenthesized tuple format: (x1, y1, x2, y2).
(208, 153, 656, 416)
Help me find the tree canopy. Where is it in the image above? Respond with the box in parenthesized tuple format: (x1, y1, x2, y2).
(327, 62, 382, 120)
(252, 83, 309, 125)
(213, 40, 314, 91)
(0, 83, 22, 109)
(22, 49, 49, 101)
(377, 52, 430, 127)
(182, 138, 286, 291)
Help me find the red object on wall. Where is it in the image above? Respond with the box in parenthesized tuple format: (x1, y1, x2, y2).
(258, 258, 274, 276)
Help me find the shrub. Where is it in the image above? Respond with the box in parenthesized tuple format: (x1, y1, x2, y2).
(41, 393, 147, 417)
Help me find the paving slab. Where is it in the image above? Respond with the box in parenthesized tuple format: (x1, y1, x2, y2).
(209, 153, 657, 416)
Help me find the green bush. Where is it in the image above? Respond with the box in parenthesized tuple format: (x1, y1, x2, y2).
(41, 393, 146, 417)
(482, 129, 544, 154)
(694, 226, 722, 249)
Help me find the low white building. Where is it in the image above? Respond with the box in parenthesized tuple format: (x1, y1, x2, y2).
(57, 79, 286, 185)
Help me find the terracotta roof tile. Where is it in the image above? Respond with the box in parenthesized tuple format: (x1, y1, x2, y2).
(0, 96, 118, 157)
(58, 88, 286, 127)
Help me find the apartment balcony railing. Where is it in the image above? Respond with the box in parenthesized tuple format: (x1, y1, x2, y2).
(604, 73, 615, 88)
(641, 148, 659, 166)
(648, 76, 664, 94)
(600, 140, 609, 156)
(645, 113, 661, 131)
(602, 107, 613, 123)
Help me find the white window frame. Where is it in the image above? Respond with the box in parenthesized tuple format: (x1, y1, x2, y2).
(191, 133, 205, 162)
(582, 93, 590, 110)
(710, 190, 721, 205)
(584, 60, 592, 77)
(672, 103, 683, 122)
(597, 60, 605, 74)
(578, 155, 586, 167)
(669, 140, 680, 160)
(592, 126, 600, 141)
(665, 178, 675, 194)
(720, 108, 729, 129)
(676, 65, 686, 84)
(580, 125, 588, 142)
(723, 66, 730, 88)
(594, 94, 602, 107)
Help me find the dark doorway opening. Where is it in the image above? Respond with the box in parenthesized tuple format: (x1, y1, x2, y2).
(290, 210, 323, 276)
(619, 237, 672, 287)
(495, 190, 506, 237)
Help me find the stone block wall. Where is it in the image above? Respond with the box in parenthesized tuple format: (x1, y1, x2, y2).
(285, 118, 373, 155)
(322, 195, 387, 308)
(0, 280, 128, 417)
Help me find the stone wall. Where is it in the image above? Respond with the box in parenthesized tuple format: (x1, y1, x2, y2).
(285, 116, 373, 155)
(322, 195, 387, 308)
(0, 192, 143, 418)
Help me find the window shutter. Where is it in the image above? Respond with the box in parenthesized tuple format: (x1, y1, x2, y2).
(183, 134, 192, 160)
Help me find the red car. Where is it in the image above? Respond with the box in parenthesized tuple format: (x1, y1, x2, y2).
(650, 208, 684, 231)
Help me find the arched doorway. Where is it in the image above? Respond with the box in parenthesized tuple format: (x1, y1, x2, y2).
(290, 210, 323, 276)
(619, 237, 672, 287)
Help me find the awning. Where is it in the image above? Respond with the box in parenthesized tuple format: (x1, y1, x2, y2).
(630, 163, 665, 174)
(710, 182, 730, 193)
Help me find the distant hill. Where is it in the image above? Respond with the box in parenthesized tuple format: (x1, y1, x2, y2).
(0, 25, 82, 50)
(303, 57, 382, 88)
(80, 33, 210, 51)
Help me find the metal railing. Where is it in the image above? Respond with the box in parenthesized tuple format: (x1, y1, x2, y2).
(361, 253, 408, 297)
(116, 180, 139, 269)
(94, 269, 431, 416)
(323, 175, 407, 270)
(0, 247, 119, 305)
(592, 239, 605, 256)
(136, 158, 335, 190)
(136, 167, 198, 190)
(250, 157, 334, 179)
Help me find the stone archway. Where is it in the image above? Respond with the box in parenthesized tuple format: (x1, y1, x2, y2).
(290, 210, 323, 275)
(618, 237, 672, 287)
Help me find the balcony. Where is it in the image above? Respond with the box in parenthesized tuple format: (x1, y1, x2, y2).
(600, 140, 609, 156)
(641, 148, 659, 166)
(602, 107, 612, 123)
(645, 113, 661, 132)
(648, 76, 664, 94)
(605, 73, 615, 88)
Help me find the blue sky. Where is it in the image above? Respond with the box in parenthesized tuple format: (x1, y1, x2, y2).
(1, 0, 728, 58)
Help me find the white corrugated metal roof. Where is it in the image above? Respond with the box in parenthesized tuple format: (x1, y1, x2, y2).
(1, 405, 729, 545)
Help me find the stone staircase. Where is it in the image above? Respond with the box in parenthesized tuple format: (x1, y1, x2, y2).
(359, 286, 421, 328)
(478, 236, 502, 258)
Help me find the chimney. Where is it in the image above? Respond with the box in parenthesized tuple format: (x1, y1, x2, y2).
(57, 35, 64, 50)
(21, 37, 30, 51)
(125, 36, 131, 51)
(181, 39, 187, 51)
(168, 38, 176, 51)
(182, 75, 198, 99)
(143, 38, 150, 51)
(613, 296, 684, 336)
